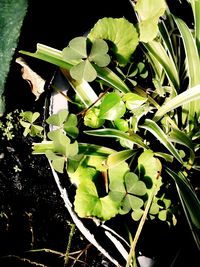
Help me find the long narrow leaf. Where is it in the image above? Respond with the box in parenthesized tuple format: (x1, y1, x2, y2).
(144, 40, 180, 91)
(166, 167, 200, 230)
(140, 119, 183, 163)
(105, 149, 137, 168)
(169, 128, 195, 164)
(94, 65, 130, 93)
(174, 16, 200, 119)
(84, 128, 148, 149)
(190, 0, 200, 55)
(153, 84, 200, 121)
(174, 16, 200, 87)
(20, 44, 130, 95)
(20, 44, 72, 69)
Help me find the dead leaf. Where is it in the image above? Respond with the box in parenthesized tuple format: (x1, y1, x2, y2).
(16, 57, 45, 100)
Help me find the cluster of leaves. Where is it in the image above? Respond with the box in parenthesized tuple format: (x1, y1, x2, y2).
(20, 111, 43, 137)
(0, 109, 21, 140)
(19, 0, 200, 259)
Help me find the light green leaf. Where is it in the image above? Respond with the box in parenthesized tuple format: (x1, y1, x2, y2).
(74, 180, 119, 220)
(158, 210, 167, 221)
(89, 39, 110, 67)
(114, 118, 129, 132)
(135, 0, 166, 42)
(131, 209, 144, 221)
(144, 41, 179, 91)
(123, 92, 147, 110)
(140, 120, 183, 164)
(84, 128, 148, 149)
(46, 150, 65, 173)
(84, 108, 105, 128)
(105, 149, 137, 168)
(70, 59, 97, 82)
(125, 172, 147, 196)
(46, 109, 68, 126)
(88, 17, 138, 66)
(99, 92, 126, 120)
(62, 36, 87, 63)
(154, 84, 200, 121)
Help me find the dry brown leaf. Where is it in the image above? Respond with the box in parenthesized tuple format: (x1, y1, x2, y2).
(16, 57, 45, 100)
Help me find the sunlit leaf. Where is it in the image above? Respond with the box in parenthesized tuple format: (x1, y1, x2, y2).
(99, 92, 126, 120)
(123, 92, 147, 110)
(88, 17, 138, 66)
(140, 120, 183, 164)
(135, 0, 167, 42)
(131, 209, 144, 221)
(105, 149, 137, 168)
(46, 109, 68, 126)
(84, 108, 105, 128)
(125, 172, 147, 196)
(62, 36, 87, 63)
(70, 59, 97, 82)
(84, 128, 148, 149)
(89, 39, 110, 67)
(45, 150, 65, 173)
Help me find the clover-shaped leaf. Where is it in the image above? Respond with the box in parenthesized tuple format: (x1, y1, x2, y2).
(62, 36, 87, 63)
(64, 113, 79, 138)
(125, 172, 147, 196)
(62, 37, 110, 82)
(20, 111, 43, 137)
(46, 130, 79, 173)
(47, 110, 79, 139)
(46, 109, 68, 127)
(89, 39, 110, 67)
(70, 59, 97, 82)
(131, 209, 144, 221)
(46, 150, 66, 173)
(120, 172, 147, 214)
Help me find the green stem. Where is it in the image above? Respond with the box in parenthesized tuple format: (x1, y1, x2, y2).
(125, 186, 157, 267)
(64, 223, 76, 267)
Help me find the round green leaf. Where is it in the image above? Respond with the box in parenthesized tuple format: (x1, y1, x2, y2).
(84, 108, 105, 128)
(114, 118, 129, 132)
(99, 92, 126, 120)
(88, 17, 138, 66)
(158, 210, 167, 221)
(131, 209, 144, 221)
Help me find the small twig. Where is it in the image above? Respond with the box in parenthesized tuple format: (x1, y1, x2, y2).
(1, 255, 47, 267)
(70, 243, 92, 267)
(64, 223, 76, 266)
(76, 87, 111, 117)
(126, 185, 157, 267)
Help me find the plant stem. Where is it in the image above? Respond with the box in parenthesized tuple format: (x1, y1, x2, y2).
(125, 186, 157, 267)
(64, 223, 76, 266)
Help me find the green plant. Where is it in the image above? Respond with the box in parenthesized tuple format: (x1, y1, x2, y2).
(0, 109, 21, 140)
(19, 111, 43, 137)
(19, 0, 200, 266)
(0, 0, 28, 115)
